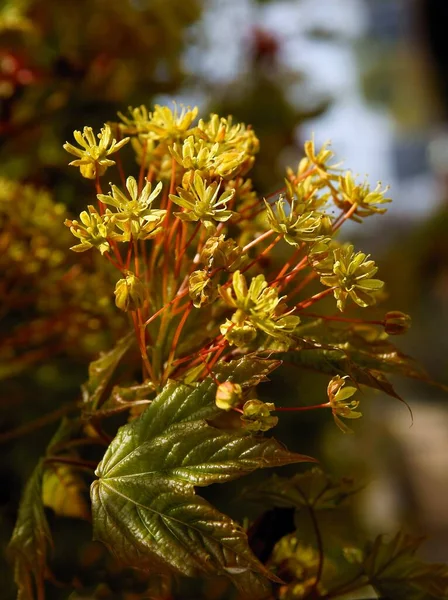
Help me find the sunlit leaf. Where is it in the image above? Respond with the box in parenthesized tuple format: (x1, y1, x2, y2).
(42, 465, 89, 521)
(92, 358, 311, 595)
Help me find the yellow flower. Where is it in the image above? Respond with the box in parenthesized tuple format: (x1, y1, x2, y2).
(384, 311, 412, 335)
(219, 271, 300, 347)
(117, 105, 152, 134)
(64, 206, 112, 254)
(169, 171, 234, 231)
(327, 375, 361, 433)
(97, 177, 165, 241)
(337, 172, 391, 221)
(146, 104, 198, 141)
(320, 244, 384, 311)
(171, 135, 248, 181)
(265, 196, 329, 246)
(295, 139, 340, 180)
(64, 124, 129, 179)
(200, 235, 246, 271)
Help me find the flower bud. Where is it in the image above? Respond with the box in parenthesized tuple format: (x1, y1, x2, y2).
(114, 272, 145, 312)
(188, 269, 217, 308)
(200, 235, 245, 271)
(80, 163, 97, 180)
(241, 400, 278, 432)
(215, 382, 243, 411)
(220, 318, 257, 347)
(384, 311, 411, 335)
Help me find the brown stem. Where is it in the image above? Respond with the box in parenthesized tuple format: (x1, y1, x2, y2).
(295, 287, 335, 311)
(238, 234, 282, 278)
(104, 252, 125, 273)
(275, 403, 330, 412)
(44, 456, 98, 471)
(272, 244, 304, 287)
(164, 303, 193, 380)
(242, 229, 274, 253)
(36, 575, 45, 600)
(176, 221, 201, 271)
(49, 437, 108, 454)
(208, 341, 228, 371)
(301, 312, 384, 326)
(332, 202, 358, 232)
(0, 402, 79, 445)
(324, 573, 367, 599)
(143, 289, 188, 327)
(288, 270, 317, 301)
(308, 505, 325, 595)
(138, 139, 148, 194)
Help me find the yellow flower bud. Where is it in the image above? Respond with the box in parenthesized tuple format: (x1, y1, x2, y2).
(114, 272, 145, 312)
(188, 270, 217, 308)
(215, 382, 243, 411)
(220, 318, 257, 347)
(241, 400, 278, 432)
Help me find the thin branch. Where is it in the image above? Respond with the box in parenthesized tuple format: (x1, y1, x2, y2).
(308, 504, 325, 593)
(0, 402, 79, 445)
(44, 456, 98, 471)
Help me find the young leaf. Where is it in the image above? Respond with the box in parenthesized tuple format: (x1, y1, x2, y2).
(89, 381, 155, 419)
(7, 461, 52, 600)
(282, 344, 405, 402)
(91, 358, 311, 595)
(283, 319, 437, 401)
(42, 465, 90, 521)
(363, 532, 448, 600)
(244, 468, 359, 511)
(81, 332, 134, 411)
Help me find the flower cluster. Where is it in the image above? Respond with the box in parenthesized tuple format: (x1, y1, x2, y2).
(219, 271, 301, 348)
(62, 103, 405, 435)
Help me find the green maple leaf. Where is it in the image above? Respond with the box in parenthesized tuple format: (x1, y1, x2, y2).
(7, 419, 87, 598)
(364, 532, 448, 600)
(281, 320, 441, 406)
(244, 468, 359, 511)
(91, 357, 313, 596)
(7, 461, 52, 600)
(244, 469, 362, 552)
(81, 332, 134, 411)
(281, 343, 405, 402)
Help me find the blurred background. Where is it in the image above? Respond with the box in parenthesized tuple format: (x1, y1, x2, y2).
(2, 0, 448, 596)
